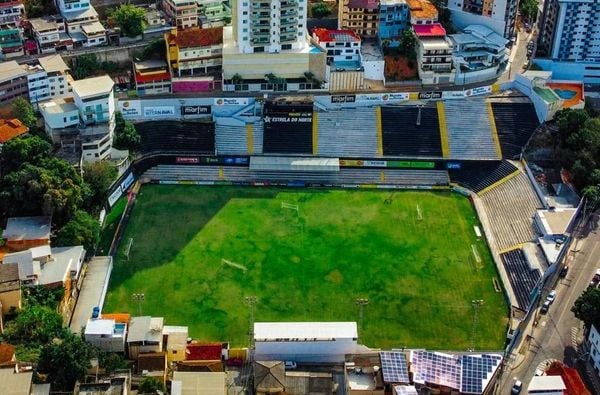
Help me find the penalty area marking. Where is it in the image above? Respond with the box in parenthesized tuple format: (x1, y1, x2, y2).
(222, 259, 248, 273)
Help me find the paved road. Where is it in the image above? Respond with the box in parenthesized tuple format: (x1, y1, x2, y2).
(496, 216, 600, 393)
(499, 28, 536, 83)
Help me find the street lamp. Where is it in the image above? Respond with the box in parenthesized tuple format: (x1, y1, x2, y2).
(132, 293, 145, 316)
(470, 299, 484, 351)
(355, 297, 369, 331)
(245, 296, 258, 347)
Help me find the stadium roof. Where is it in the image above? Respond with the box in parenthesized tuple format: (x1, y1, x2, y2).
(254, 322, 357, 341)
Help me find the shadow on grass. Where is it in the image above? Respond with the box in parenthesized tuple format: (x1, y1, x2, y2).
(107, 185, 315, 289)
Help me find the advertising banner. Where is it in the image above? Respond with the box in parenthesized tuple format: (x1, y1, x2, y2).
(263, 112, 312, 124)
(143, 106, 176, 117)
(418, 92, 443, 100)
(119, 100, 142, 117)
(442, 90, 466, 99)
(176, 157, 200, 164)
(465, 86, 492, 97)
(340, 159, 387, 167)
(387, 161, 436, 169)
(120, 172, 135, 192)
(181, 105, 211, 115)
(214, 98, 249, 106)
(331, 95, 356, 104)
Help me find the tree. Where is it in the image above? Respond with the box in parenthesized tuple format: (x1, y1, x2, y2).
(54, 210, 101, 251)
(138, 377, 166, 394)
(83, 161, 118, 210)
(140, 38, 166, 61)
(98, 351, 128, 374)
(0, 158, 91, 225)
(1, 306, 65, 346)
(113, 112, 140, 151)
(111, 4, 146, 38)
(37, 332, 94, 391)
(430, 0, 454, 33)
(0, 135, 51, 174)
(23, 286, 65, 310)
(572, 288, 600, 328)
(400, 29, 417, 56)
(311, 2, 331, 18)
(519, 0, 538, 22)
(23, 0, 56, 18)
(12, 97, 37, 129)
(70, 54, 99, 80)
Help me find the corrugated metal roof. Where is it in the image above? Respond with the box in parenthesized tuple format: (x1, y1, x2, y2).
(0, 370, 32, 395)
(172, 372, 226, 395)
(527, 376, 566, 391)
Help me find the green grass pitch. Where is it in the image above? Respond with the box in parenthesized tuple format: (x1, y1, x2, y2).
(104, 185, 508, 350)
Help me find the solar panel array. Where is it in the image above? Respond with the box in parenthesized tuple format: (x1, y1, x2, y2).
(409, 351, 503, 394)
(460, 354, 503, 394)
(380, 351, 409, 383)
(410, 351, 461, 389)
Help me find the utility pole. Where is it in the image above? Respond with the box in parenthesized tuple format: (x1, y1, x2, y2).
(470, 299, 484, 351)
(132, 293, 145, 316)
(245, 296, 258, 348)
(355, 298, 369, 332)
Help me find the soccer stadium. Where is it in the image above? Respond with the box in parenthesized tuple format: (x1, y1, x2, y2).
(102, 91, 565, 354)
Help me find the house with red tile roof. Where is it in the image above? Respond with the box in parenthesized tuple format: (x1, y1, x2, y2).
(0, 118, 27, 145)
(165, 27, 222, 92)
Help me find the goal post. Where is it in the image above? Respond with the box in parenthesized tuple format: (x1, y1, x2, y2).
(281, 202, 299, 214)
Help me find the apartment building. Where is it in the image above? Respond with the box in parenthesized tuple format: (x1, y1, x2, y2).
(0, 23, 23, 58)
(414, 23, 454, 84)
(0, 0, 24, 25)
(379, 0, 410, 44)
(338, 0, 379, 39)
(0, 60, 27, 103)
(166, 26, 223, 75)
(162, 0, 199, 29)
(30, 16, 73, 53)
(447, 0, 517, 38)
(22, 55, 71, 103)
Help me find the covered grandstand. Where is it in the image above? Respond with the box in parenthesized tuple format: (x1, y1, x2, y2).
(137, 120, 215, 154)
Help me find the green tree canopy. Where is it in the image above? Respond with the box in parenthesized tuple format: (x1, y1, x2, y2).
(138, 377, 166, 394)
(70, 54, 99, 80)
(400, 29, 417, 56)
(519, 0, 538, 22)
(12, 97, 37, 129)
(112, 4, 146, 38)
(114, 111, 141, 151)
(572, 288, 600, 328)
(37, 332, 94, 391)
(54, 210, 101, 251)
(0, 158, 91, 225)
(311, 2, 331, 18)
(83, 161, 118, 210)
(23, 286, 65, 310)
(0, 135, 52, 174)
(1, 306, 65, 346)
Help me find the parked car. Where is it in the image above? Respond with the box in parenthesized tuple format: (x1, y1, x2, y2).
(559, 265, 569, 278)
(540, 300, 550, 314)
(546, 290, 557, 304)
(284, 361, 297, 370)
(511, 380, 523, 394)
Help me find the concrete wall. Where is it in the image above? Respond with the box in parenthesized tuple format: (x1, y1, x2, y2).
(61, 43, 147, 67)
(254, 338, 357, 363)
(0, 288, 21, 315)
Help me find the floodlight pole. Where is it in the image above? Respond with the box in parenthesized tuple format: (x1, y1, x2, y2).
(356, 298, 369, 332)
(132, 293, 145, 316)
(245, 296, 258, 348)
(470, 299, 484, 352)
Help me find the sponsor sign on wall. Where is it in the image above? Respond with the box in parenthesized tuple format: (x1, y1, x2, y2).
(181, 105, 211, 115)
(418, 91, 443, 100)
(107, 187, 122, 207)
(107, 172, 135, 207)
(143, 106, 176, 117)
(263, 112, 312, 124)
(176, 157, 200, 164)
(340, 159, 387, 167)
(465, 86, 491, 97)
(442, 90, 466, 99)
(119, 100, 142, 117)
(331, 95, 356, 104)
(214, 98, 249, 106)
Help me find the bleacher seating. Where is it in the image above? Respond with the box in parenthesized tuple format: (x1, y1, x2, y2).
(449, 160, 518, 193)
(316, 108, 379, 157)
(491, 102, 540, 159)
(500, 249, 541, 311)
(137, 121, 215, 154)
(445, 99, 498, 160)
(381, 105, 442, 157)
(215, 123, 247, 155)
(143, 165, 450, 186)
(252, 120, 264, 154)
(479, 172, 542, 250)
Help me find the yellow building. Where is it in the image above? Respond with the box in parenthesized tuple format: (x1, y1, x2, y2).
(162, 325, 188, 363)
(0, 264, 21, 317)
(165, 27, 223, 76)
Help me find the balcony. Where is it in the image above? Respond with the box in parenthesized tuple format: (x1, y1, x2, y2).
(280, 0, 298, 9)
(251, 12, 271, 21)
(280, 17, 296, 26)
(251, 0, 271, 8)
(251, 30, 270, 37)
(251, 37, 270, 44)
(281, 9, 297, 17)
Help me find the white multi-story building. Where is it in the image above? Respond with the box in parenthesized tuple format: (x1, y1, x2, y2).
(85, 319, 127, 353)
(30, 16, 73, 53)
(162, 0, 198, 29)
(233, 0, 308, 54)
(0, 0, 24, 25)
(23, 55, 71, 103)
(414, 23, 454, 84)
(55, 0, 90, 14)
(71, 74, 115, 125)
(447, 0, 517, 39)
(588, 324, 600, 377)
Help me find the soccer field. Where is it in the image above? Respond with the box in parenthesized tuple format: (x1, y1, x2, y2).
(104, 185, 508, 350)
